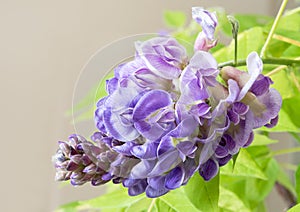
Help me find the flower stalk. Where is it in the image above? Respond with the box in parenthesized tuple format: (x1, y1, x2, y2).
(227, 15, 239, 65)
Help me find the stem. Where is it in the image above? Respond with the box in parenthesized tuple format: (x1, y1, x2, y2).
(147, 198, 156, 212)
(279, 162, 298, 171)
(271, 147, 300, 157)
(227, 16, 239, 65)
(218, 58, 300, 69)
(275, 182, 297, 209)
(260, 0, 289, 57)
(265, 65, 287, 76)
(291, 71, 300, 92)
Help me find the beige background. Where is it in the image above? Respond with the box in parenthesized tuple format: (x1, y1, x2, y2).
(0, 0, 298, 211)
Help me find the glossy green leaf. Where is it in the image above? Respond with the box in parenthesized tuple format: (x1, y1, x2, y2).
(263, 109, 300, 132)
(288, 203, 300, 212)
(85, 187, 145, 209)
(276, 8, 300, 32)
(158, 189, 201, 212)
(184, 173, 219, 212)
(283, 45, 300, 57)
(282, 95, 300, 128)
(219, 186, 251, 212)
(270, 69, 296, 99)
(245, 159, 279, 204)
(232, 148, 267, 180)
(125, 198, 152, 212)
(164, 11, 186, 28)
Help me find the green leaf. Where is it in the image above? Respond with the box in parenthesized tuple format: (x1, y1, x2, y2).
(158, 189, 201, 212)
(251, 133, 278, 146)
(288, 203, 300, 212)
(234, 14, 272, 32)
(276, 9, 300, 32)
(283, 45, 300, 57)
(164, 11, 186, 28)
(263, 109, 300, 132)
(245, 159, 279, 204)
(56, 201, 81, 212)
(232, 148, 267, 180)
(270, 69, 296, 99)
(184, 173, 219, 211)
(214, 27, 264, 63)
(252, 202, 266, 212)
(219, 186, 251, 212)
(85, 187, 145, 209)
(296, 164, 300, 202)
(282, 95, 300, 128)
(125, 198, 152, 212)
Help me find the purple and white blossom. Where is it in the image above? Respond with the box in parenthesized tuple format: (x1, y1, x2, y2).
(192, 7, 218, 51)
(53, 8, 282, 199)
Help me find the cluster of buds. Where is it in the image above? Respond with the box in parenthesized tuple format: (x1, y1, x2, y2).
(53, 7, 282, 198)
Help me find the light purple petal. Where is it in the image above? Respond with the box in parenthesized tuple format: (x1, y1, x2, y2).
(199, 158, 219, 181)
(245, 88, 282, 128)
(238, 52, 262, 101)
(165, 166, 185, 190)
(130, 160, 157, 179)
(145, 185, 169, 198)
(135, 37, 187, 80)
(149, 150, 181, 176)
(177, 141, 197, 157)
(128, 179, 148, 196)
(192, 7, 218, 40)
(133, 90, 174, 140)
(131, 141, 158, 159)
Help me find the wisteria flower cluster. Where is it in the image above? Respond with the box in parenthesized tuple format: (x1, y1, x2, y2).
(53, 7, 282, 198)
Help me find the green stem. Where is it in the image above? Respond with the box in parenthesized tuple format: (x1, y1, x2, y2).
(227, 16, 239, 65)
(218, 58, 300, 69)
(260, 0, 289, 57)
(271, 147, 300, 157)
(147, 198, 156, 212)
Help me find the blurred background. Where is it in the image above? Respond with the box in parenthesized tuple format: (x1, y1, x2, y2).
(0, 0, 299, 211)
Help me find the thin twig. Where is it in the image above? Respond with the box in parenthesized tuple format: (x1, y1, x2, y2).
(290, 71, 300, 93)
(260, 0, 289, 57)
(265, 65, 287, 76)
(147, 198, 156, 212)
(275, 182, 297, 209)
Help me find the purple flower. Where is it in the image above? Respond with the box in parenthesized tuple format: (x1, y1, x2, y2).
(135, 37, 188, 79)
(192, 7, 218, 40)
(192, 7, 218, 51)
(54, 8, 283, 197)
(52, 134, 114, 186)
(179, 51, 219, 103)
(221, 52, 282, 129)
(133, 90, 176, 140)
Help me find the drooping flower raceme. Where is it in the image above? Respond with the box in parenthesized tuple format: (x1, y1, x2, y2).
(53, 7, 282, 198)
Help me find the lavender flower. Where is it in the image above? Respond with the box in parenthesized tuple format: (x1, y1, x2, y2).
(54, 8, 282, 198)
(192, 7, 218, 51)
(53, 134, 113, 186)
